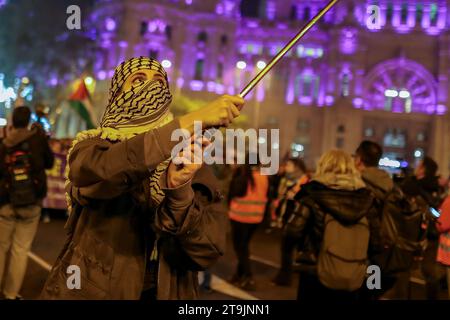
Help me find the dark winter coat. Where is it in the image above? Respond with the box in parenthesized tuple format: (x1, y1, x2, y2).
(0, 127, 54, 205)
(284, 181, 382, 267)
(40, 120, 227, 300)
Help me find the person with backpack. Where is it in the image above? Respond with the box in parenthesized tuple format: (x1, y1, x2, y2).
(355, 141, 433, 299)
(285, 150, 381, 301)
(354, 141, 400, 296)
(228, 157, 269, 291)
(401, 157, 445, 300)
(0, 106, 54, 300)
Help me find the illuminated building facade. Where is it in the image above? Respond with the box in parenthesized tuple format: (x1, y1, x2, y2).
(89, 0, 450, 175)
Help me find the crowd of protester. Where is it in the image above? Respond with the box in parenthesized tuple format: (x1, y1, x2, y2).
(1, 104, 449, 301)
(225, 142, 450, 300)
(2, 57, 448, 302)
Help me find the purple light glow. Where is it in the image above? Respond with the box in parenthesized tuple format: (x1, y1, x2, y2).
(108, 70, 115, 78)
(215, 84, 225, 95)
(286, 83, 295, 105)
(266, 1, 276, 20)
(426, 105, 436, 114)
(97, 70, 107, 80)
(394, 25, 413, 34)
(49, 77, 58, 86)
(425, 27, 443, 36)
(190, 80, 204, 91)
(246, 21, 259, 28)
(353, 97, 363, 108)
(437, 104, 447, 115)
(392, 4, 401, 28)
(256, 85, 264, 102)
(176, 78, 184, 89)
(207, 81, 216, 92)
(299, 96, 313, 105)
(216, 4, 224, 15)
(148, 20, 166, 33)
(340, 29, 357, 55)
(105, 18, 116, 31)
(325, 95, 334, 106)
(185, 0, 192, 5)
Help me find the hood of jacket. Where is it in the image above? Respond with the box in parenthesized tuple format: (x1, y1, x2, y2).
(361, 167, 394, 193)
(297, 181, 374, 224)
(2, 127, 37, 148)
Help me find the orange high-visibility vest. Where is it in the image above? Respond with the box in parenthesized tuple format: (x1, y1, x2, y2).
(229, 170, 269, 224)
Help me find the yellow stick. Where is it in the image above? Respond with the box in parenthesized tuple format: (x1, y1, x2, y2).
(239, 0, 339, 98)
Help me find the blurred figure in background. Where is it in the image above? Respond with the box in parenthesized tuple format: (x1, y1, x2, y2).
(437, 181, 450, 299)
(284, 150, 380, 301)
(402, 157, 444, 300)
(228, 155, 269, 291)
(273, 158, 309, 229)
(0, 106, 54, 300)
(272, 158, 310, 286)
(262, 161, 285, 234)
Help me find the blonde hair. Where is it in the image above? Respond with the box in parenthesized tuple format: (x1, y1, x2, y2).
(315, 150, 359, 177)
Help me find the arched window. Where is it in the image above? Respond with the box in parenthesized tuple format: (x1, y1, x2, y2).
(295, 73, 320, 103)
(364, 58, 438, 114)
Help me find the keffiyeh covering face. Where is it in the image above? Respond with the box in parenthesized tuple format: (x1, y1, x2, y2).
(101, 57, 173, 133)
(66, 57, 174, 212)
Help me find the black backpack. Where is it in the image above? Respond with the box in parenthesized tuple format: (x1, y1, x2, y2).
(366, 181, 427, 275)
(5, 140, 38, 207)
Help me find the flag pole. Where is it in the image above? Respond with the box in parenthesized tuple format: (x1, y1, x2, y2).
(239, 0, 339, 98)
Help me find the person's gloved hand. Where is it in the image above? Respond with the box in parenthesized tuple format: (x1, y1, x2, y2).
(179, 95, 243, 134)
(167, 136, 211, 188)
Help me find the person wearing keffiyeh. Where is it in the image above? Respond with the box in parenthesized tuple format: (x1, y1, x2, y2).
(40, 57, 244, 300)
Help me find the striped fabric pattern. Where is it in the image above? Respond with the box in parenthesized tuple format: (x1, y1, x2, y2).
(228, 171, 269, 224)
(101, 57, 172, 130)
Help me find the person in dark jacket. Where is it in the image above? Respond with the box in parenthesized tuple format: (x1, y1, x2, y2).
(284, 150, 381, 301)
(401, 156, 444, 300)
(40, 57, 243, 300)
(0, 106, 54, 300)
(354, 141, 399, 297)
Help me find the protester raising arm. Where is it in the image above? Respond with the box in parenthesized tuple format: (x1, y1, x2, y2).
(67, 95, 243, 201)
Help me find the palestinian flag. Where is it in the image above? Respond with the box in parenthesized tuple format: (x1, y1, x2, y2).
(68, 79, 97, 129)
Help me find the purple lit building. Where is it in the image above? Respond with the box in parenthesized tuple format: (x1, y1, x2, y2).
(88, 0, 450, 174)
